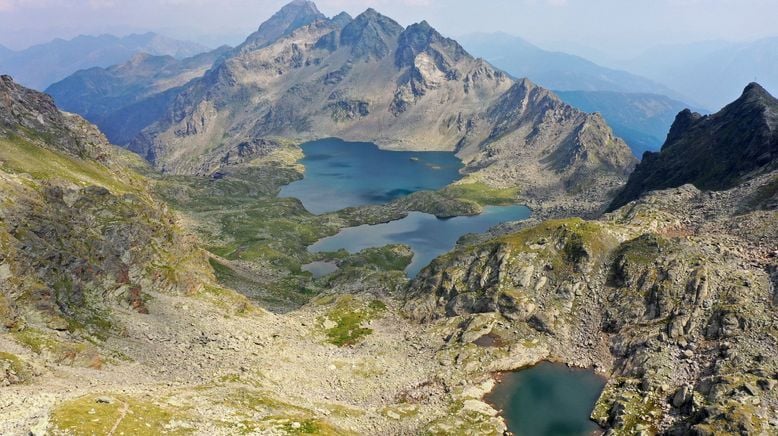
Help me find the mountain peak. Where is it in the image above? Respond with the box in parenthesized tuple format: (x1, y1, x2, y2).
(330, 11, 353, 28)
(340, 8, 403, 60)
(395, 20, 469, 68)
(609, 83, 778, 211)
(737, 82, 777, 108)
(743, 81, 770, 97)
(242, 0, 326, 49)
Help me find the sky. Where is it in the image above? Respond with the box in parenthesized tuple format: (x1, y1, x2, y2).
(0, 0, 777, 58)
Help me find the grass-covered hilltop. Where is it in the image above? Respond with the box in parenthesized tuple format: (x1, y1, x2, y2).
(2, 1, 778, 435)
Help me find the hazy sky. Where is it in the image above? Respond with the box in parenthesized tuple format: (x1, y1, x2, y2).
(1, 0, 776, 57)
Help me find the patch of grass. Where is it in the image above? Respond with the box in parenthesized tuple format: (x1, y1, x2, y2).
(198, 282, 259, 317)
(0, 136, 140, 195)
(154, 165, 344, 310)
(320, 296, 387, 347)
(12, 328, 103, 368)
(0, 352, 31, 384)
(444, 182, 520, 207)
(336, 245, 414, 272)
(50, 394, 190, 435)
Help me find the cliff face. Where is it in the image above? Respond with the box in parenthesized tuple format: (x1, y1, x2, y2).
(0, 75, 212, 349)
(609, 82, 778, 210)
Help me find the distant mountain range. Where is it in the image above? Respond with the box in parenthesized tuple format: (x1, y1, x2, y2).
(0, 32, 208, 90)
(555, 91, 705, 157)
(46, 47, 231, 145)
(459, 33, 681, 97)
(0, 44, 13, 60)
(458, 32, 698, 156)
(624, 38, 778, 110)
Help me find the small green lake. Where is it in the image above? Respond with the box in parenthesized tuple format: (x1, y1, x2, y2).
(485, 362, 606, 436)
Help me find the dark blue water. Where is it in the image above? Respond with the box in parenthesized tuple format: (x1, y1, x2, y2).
(485, 362, 607, 436)
(279, 138, 464, 214)
(309, 206, 531, 277)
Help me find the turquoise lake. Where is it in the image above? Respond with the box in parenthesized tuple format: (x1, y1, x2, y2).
(309, 206, 530, 277)
(485, 362, 607, 436)
(279, 138, 464, 214)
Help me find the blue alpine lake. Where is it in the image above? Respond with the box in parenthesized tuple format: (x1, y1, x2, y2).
(279, 138, 464, 214)
(485, 362, 607, 436)
(309, 205, 531, 277)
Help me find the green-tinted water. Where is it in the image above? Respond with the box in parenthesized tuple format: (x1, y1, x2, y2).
(486, 362, 606, 436)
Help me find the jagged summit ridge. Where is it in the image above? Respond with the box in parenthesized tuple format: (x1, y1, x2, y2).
(339, 8, 404, 59)
(609, 82, 778, 210)
(42, 2, 636, 210)
(241, 0, 326, 49)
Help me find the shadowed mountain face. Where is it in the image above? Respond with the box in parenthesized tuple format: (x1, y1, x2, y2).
(100, 3, 635, 209)
(46, 47, 231, 145)
(609, 83, 778, 210)
(0, 33, 208, 90)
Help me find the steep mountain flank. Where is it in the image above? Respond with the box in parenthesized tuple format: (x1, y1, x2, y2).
(117, 5, 634, 211)
(46, 47, 231, 144)
(0, 75, 213, 356)
(610, 83, 778, 210)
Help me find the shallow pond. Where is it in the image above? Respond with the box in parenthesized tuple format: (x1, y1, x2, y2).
(309, 205, 530, 277)
(279, 138, 463, 214)
(301, 261, 339, 278)
(485, 362, 607, 436)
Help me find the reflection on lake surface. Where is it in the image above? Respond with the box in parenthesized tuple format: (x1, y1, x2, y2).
(485, 362, 607, 436)
(279, 138, 463, 214)
(309, 205, 531, 277)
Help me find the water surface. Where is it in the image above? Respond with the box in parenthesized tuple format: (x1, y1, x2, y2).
(302, 261, 339, 278)
(485, 362, 606, 436)
(279, 138, 463, 214)
(309, 205, 530, 277)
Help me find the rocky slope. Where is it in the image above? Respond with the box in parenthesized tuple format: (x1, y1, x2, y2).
(610, 82, 778, 210)
(404, 85, 778, 434)
(0, 74, 215, 375)
(405, 172, 778, 435)
(61, 3, 634, 211)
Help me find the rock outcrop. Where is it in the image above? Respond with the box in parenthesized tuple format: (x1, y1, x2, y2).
(405, 176, 778, 433)
(609, 82, 778, 210)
